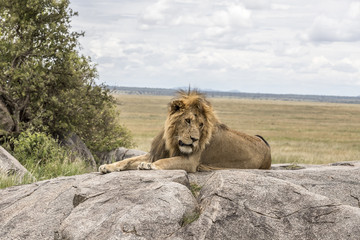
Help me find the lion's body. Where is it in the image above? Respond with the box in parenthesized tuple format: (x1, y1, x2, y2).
(200, 124, 271, 169)
(99, 90, 271, 174)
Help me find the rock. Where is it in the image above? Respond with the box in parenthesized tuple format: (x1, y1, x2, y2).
(0, 146, 32, 179)
(181, 167, 360, 240)
(0, 170, 195, 240)
(0, 100, 14, 135)
(264, 162, 360, 208)
(60, 133, 96, 169)
(97, 147, 147, 165)
(1, 161, 360, 240)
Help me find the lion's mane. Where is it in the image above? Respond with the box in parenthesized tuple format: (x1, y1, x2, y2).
(149, 90, 218, 162)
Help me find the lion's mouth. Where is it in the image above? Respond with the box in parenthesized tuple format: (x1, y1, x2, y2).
(179, 140, 193, 147)
(178, 140, 194, 154)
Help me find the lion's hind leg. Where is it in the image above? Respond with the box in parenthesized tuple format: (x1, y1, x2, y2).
(197, 164, 227, 172)
(99, 154, 150, 174)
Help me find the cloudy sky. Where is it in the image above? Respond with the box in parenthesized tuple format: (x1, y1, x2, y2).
(70, 0, 360, 96)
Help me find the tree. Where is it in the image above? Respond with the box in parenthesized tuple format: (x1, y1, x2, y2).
(0, 0, 132, 152)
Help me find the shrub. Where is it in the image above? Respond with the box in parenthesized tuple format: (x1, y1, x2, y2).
(8, 129, 90, 183)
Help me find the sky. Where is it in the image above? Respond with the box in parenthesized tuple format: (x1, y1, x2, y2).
(70, 0, 360, 96)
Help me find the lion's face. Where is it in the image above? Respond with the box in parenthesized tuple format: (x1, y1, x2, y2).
(175, 110, 205, 154)
(164, 91, 218, 156)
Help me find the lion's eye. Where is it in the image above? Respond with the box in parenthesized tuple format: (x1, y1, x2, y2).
(185, 118, 191, 124)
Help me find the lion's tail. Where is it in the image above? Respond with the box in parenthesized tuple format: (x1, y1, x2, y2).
(255, 135, 270, 148)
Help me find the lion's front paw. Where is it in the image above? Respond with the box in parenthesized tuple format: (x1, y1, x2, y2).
(99, 164, 113, 174)
(137, 162, 156, 170)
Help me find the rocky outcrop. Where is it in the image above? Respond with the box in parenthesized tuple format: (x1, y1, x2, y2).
(97, 147, 147, 165)
(0, 170, 193, 240)
(1, 162, 360, 240)
(0, 100, 14, 135)
(0, 146, 32, 179)
(60, 133, 97, 169)
(181, 164, 360, 240)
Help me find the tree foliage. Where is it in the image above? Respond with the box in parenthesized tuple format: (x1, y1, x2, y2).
(0, 0, 133, 152)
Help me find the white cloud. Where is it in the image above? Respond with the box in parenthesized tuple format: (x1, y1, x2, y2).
(70, 0, 360, 96)
(348, 1, 360, 18)
(271, 4, 290, 10)
(274, 43, 308, 57)
(332, 61, 357, 73)
(309, 56, 359, 75)
(311, 56, 332, 69)
(306, 2, 360, 42)
(139, 0, 170, 28)
(241, 0, 270, 9)
(138, 1, 252, 33)
(216, 4, 252, 28)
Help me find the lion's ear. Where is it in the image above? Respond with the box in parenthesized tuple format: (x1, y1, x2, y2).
(170, 99, 184, 114)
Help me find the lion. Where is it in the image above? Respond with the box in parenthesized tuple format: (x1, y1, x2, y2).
(99, 90, 271, 173)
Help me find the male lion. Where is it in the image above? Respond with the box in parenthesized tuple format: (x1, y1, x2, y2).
(99, 90, 271, 173)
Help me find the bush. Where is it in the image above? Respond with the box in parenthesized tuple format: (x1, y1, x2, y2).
(9, 129, 90, 182)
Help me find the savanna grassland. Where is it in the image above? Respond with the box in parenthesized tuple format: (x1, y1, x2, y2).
(114, 94, 360, 165)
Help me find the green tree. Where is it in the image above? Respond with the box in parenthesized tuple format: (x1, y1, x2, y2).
(0, 0, 132, 152)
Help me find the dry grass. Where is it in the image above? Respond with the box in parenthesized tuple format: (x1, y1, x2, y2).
(114, 94, 360, 165)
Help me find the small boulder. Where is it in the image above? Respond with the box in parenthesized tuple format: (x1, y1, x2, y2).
(0, 146, 32, 179)
(0, 100, 14, 135)
(60, 133, 96, 169)
(97, 147, 147, 165)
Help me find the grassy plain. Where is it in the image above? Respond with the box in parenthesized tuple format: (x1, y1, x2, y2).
(114, 94, 360, 165)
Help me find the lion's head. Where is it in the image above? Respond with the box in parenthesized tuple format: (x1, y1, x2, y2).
(163, 90, 218, 156)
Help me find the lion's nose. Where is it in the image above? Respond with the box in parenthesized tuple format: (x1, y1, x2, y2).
(191, 137, 199, 142)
